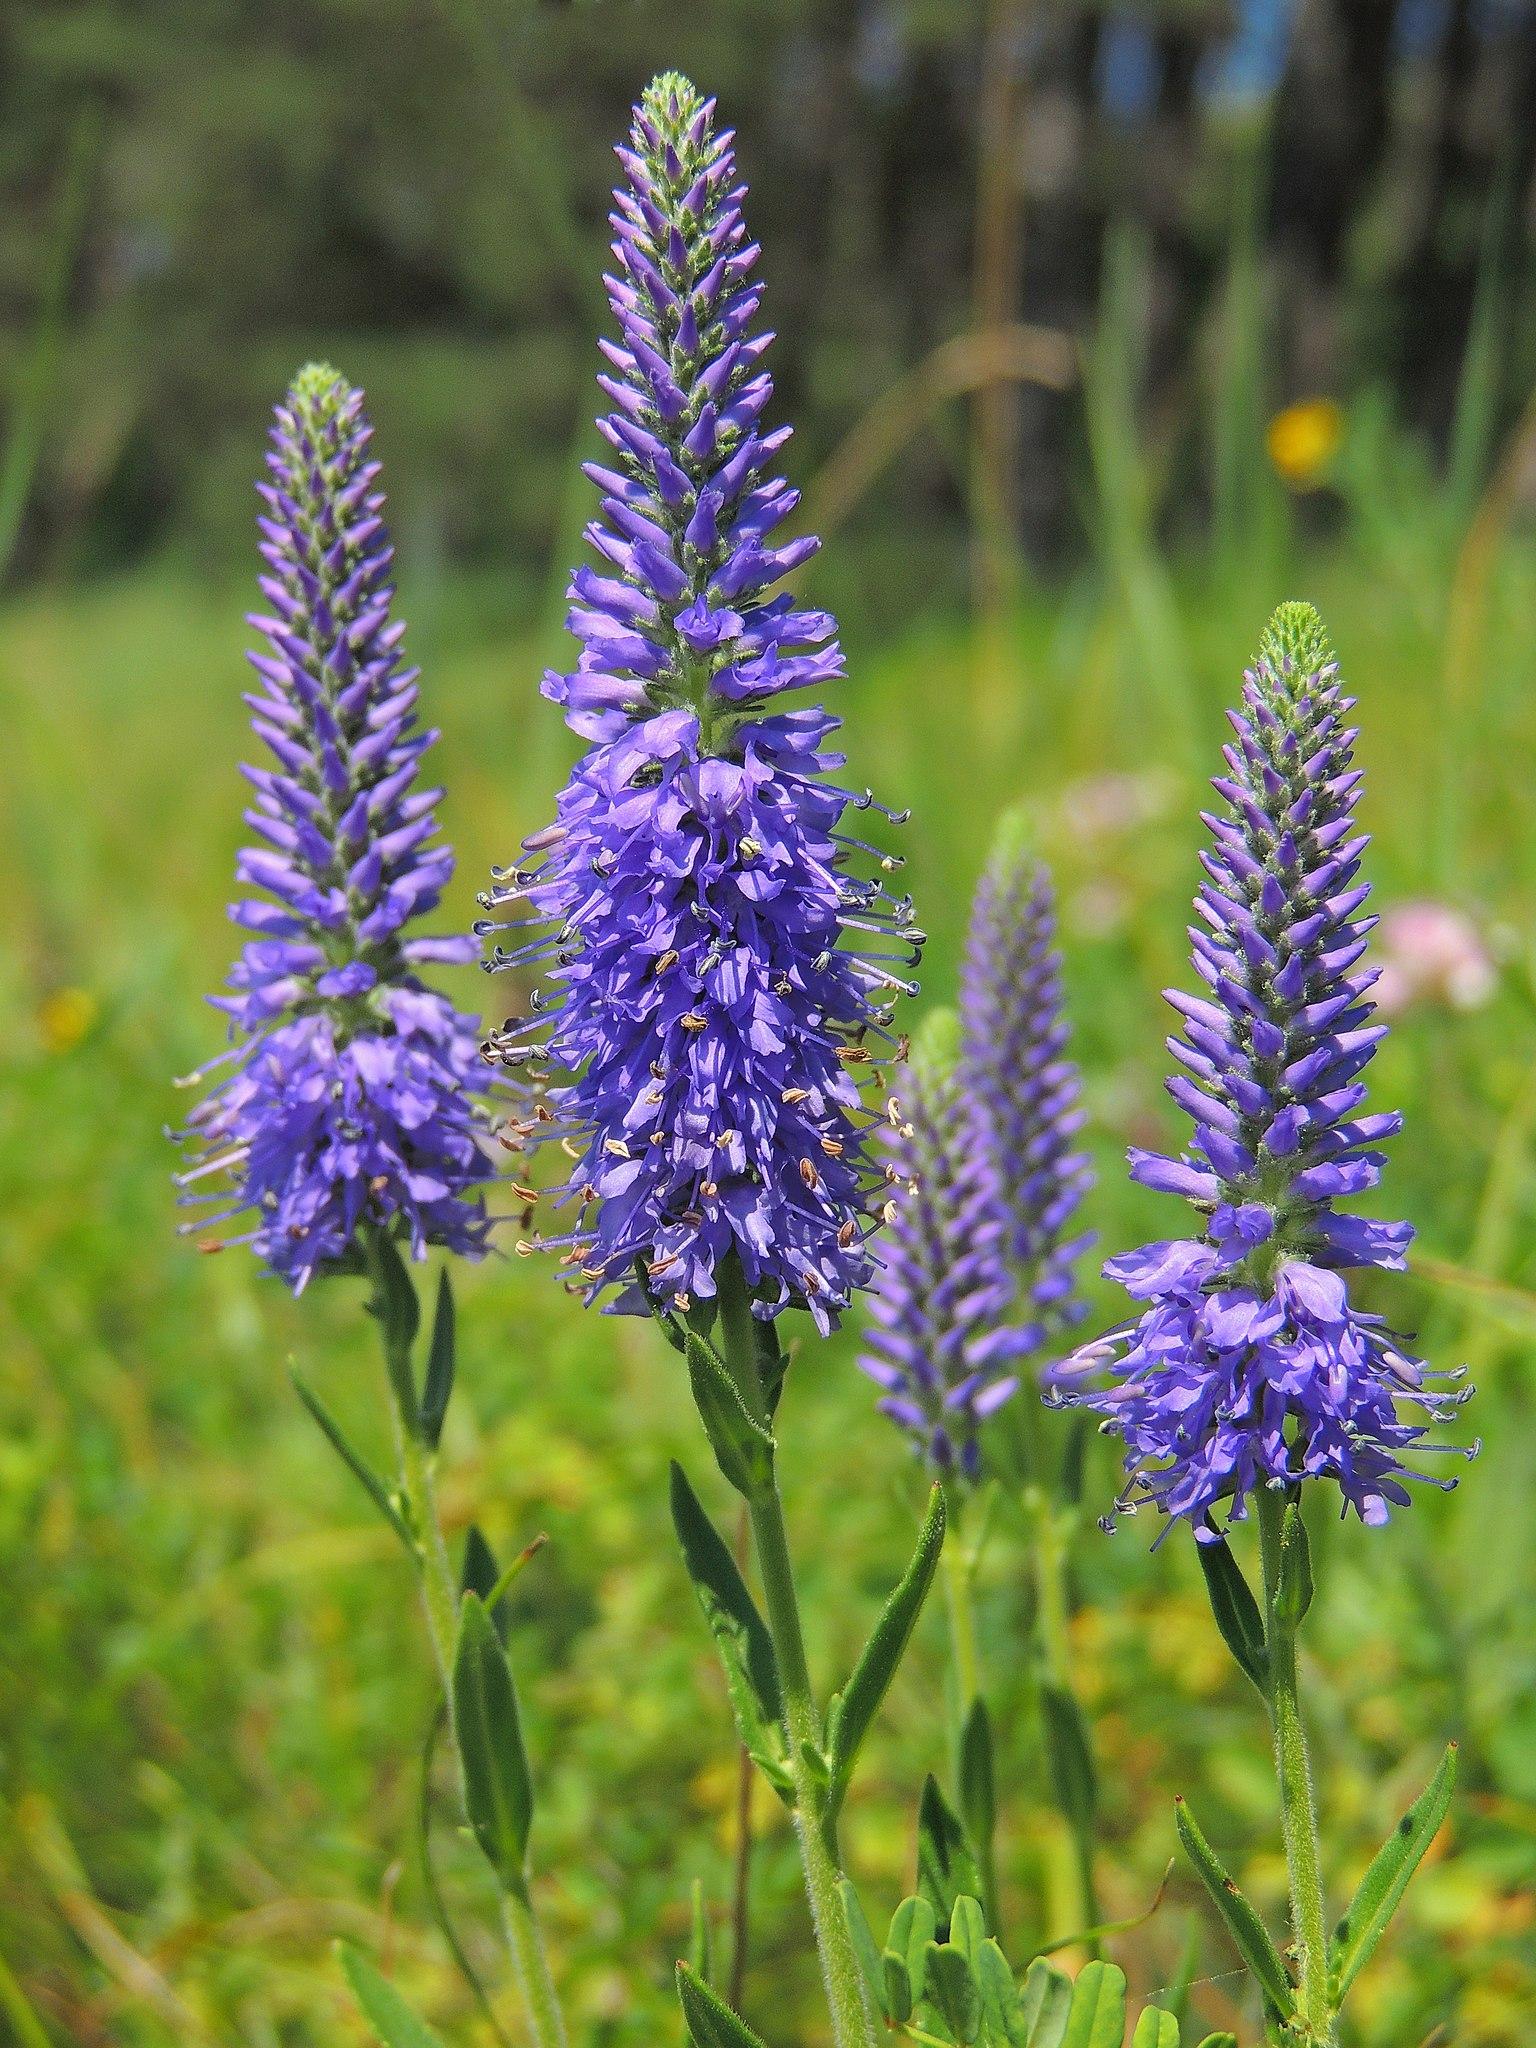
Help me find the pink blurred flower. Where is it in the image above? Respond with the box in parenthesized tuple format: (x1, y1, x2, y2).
(1374, 901, 1496, 1016)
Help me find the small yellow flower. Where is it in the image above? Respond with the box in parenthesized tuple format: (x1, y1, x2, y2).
(38, 986, 97, 1052)
(1266, 399, 1344, 488)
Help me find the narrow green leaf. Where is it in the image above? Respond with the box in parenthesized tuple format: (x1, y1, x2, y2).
(754, 1313, 788, 1419)
(975, 1936, 1027, 2046)
(959, 1696, 996, 1867)
(1130, 2007, 1180, 2048)
(1195, 1532, 1268, 1692)
(669, 1462, 786, 1789)
(1061, 1962, 1127, 2048)
(338, 1942, 446, 2048)
(370, 1228, 421, 1351)
(1041, 1682, 1097, 1836)
(1274, 1501, 1314, 1629)
(838, 1879, 885, 2009)
(1019, 1957, 1073, 2048)
(685, 1332, 775, 1496)
(452, 1591, 533, 1883)
(1174, 1799, 1295, 2020)
(419, 1270, 455, 1449)
(917, 1775, 982, 1937)
(927, 1941, 982, 2044)
(689, 1877, 713, 1985)
(827, 1484, 946, 1809)
(676, 1961, 768, 2048)
(885, 1894, 936, 2013)
(291, 1368, 410, 1547)
(1329, 1743, 1457, 2005)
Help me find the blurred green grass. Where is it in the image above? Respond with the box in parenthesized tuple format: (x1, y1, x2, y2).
(2, 525, 1536, 2047)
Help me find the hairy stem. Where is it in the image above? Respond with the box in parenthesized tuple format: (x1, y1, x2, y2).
(1256, 1488, 1333, 2046)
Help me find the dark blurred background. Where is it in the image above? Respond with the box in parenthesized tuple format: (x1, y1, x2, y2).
(4, 0, 1535, 604)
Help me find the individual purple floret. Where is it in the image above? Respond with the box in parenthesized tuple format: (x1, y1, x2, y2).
(482, 74, 920, 1332)
(174, 364, 494, 1289)
(1049, 602, 1473, 1538)
(960, 832, 1094, 1357)
(860, 1021, 1034, 1477)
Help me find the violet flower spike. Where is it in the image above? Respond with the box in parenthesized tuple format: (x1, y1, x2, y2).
(1049, 602, 1475, 1538)
(959, 831, 1095, 1359)
(482, 73, 921, 1332)
(860, 1017, 1033, 1477)
(173, 364, 494, 1289)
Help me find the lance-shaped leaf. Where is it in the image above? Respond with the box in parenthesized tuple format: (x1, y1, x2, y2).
(838, 1879, 886, 2011)
(453, 1591, 533, 1884)
(686, 1332, 776, 1497)
(825, 1484, 946, 1814)
(926, 1939, 982, 2044)
(1130, 2007, 1180, 2048)
(669, 1462, 790, 1796)
(369, 1227, 421, 1351)
(689, 1877, 713, 1985)
(1274, 1501, 1314, 1630)
(461, 1524, 508, 1642)
(882, 1894, 936, 2022)
(959, 1697, 996, 1880)
(291, 1368, 410, 1548)
(1041, 1682, 1097, 1837)
(1174, 1799, 1295, 2021)
(419, 1269, 455, 1450)
(1061, 1962, 1127, 2048)
(1328, 1743, 1457, 2005)
(676, 1962, 769, 2048)
(1019, 1958, 1073, 2048)
(917, 1775, 982, 1937)
(1195, 1531, 1268, 1693)
(338, 1942, 446, 2048)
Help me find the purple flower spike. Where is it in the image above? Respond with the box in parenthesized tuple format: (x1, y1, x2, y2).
(483, 75, 921, 1332)
(860, 1020, 1033, 1478)
(1049, 603, 1475, 1539)
(174, 365, 494, 1289)
(960, 831, 1095, 1358)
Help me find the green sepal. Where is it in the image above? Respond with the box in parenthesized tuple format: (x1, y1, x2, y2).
(838, 1879, 886, 2010)
(883, 1894, 936, 2019)
(668, 1462, 790, 1798)
(917, 1774, 982, 1937)
(290, 1367, 411, 1549)
(1061, 1961, 1127, 2048)
(975, 1936, 1027, 2045)
(452, 1590, 533, 1883)
(1019, 1957, 1073, 2048)
(419, 1269, 455, 1450)
(926, 1939, 982, 2044)
(1195, 1530, 1268, 1693)
(676, 1961, 768, 2048)
(337, 1940, 445, 2048)
(1041, 1681, 1097, 1837)
(685, 1331, 775, 1497)
(1130, 2006, 1179, 2048)
(825, 1484, 946, 1816)
(958, 1696, 996, 1874)
(1274, 1501, 1314, 1630)
(1174, 1798, 1295, 2020)
(460, 1524, 508, 1642)
(1328, 1742, 1457, 2006)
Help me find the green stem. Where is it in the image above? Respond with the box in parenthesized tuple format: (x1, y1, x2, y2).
(1023, 1484, 1101, 1942)
(714, 1270, 879, 2048)
(363, 1229, 568, 2048)
(1256, 1489, 1333, 2046)
(941, 1531, 998, 1929)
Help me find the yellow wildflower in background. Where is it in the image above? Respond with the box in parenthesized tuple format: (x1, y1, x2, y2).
(37, 987, 97, 1052)
(1266, 398, 1344, 488)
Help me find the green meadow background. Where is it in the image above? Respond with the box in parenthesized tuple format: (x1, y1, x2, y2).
(3, 4, 1535, 2045)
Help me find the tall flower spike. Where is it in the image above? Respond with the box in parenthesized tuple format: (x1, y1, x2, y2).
(1049, 602, 1474, 1537)
(860, 1015, 1033, 1477)
(482, 75, 921, 1330)
(174, 365, 494, 1289)
(959, 827, 1094, 1358)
